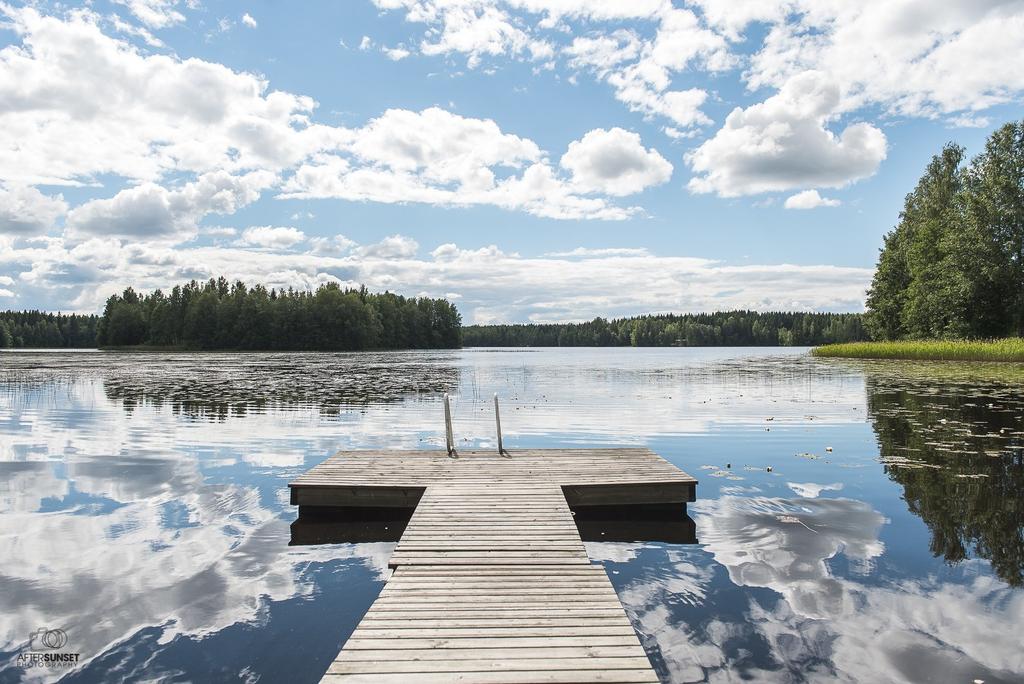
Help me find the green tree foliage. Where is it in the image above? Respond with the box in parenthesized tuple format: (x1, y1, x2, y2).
(0, 311, 99, 348)
(95, 278, 462, 350)
(0, 319, 12, 348)
(866, 121, 1024, 340)
(462, 311, 867, 347)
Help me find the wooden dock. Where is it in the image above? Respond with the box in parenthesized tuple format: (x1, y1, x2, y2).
(290, 448, 697, 683)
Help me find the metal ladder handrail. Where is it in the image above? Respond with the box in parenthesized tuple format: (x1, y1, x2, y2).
(443, 393, 457, 457)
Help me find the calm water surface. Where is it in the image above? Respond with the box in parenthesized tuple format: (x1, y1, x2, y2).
(1, 348, 1022, 683)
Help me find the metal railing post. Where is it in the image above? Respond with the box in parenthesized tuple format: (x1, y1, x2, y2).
(443, 393, 457, 457)
(494, 393, 506, 455)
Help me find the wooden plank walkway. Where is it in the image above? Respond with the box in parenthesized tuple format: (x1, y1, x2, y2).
(291, 448, 696, 683)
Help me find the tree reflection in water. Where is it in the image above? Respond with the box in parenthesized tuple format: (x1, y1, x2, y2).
(866, 364, 1024, 586)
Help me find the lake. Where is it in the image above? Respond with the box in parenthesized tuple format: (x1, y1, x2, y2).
(1, 348, 1022, 683)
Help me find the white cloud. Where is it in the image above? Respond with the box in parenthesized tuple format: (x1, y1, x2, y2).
(0, 8, 667, 225)
(560, 128, 672, 196)
(111, 0, 185, 29)
(66, 171, 275, 242)
(241, 13, 257, 29)
(948, 114, 991, 129)
(239, 226, 306, 249)
(544, 247, 650, 258)
(565, 30, 641, 74)
(414, 4, 532, 68)
(0, 7, 338, 185)
(372, 1, 1024, 140)
(743, 1, 1024, 119)
(359, 35, 373, 50)
(354, 234, 419, 259)
(784, 189, 841, 210)
(0, 185, 67, 235)
(201, 226, 238, 237)
(687, 71, 887, 197)
(109, 14, 166, 47)
(382, 45, 411, 60)
(308, 234, 356, 256)
(374, 2, 720, 128)
(282, 107, 639, 220)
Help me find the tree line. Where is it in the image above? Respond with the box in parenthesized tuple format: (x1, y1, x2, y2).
(866, 121, 1024, 340)
(0, 311, 99, 348)
(462, 311, 867, 347)
(93, 278, 462, 350)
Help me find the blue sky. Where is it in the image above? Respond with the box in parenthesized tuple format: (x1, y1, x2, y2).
(1, 1, 1022, 322)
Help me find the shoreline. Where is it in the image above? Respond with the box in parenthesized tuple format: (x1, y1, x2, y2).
(813, 339, 1024, 362)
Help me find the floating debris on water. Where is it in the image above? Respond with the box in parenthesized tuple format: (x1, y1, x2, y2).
(879, 455, 943, 469)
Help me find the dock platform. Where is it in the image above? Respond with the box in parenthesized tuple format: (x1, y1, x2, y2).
(290, 448, 697, 683)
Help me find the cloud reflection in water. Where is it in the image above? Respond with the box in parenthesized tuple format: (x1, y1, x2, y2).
(596, 494, 1024, 683)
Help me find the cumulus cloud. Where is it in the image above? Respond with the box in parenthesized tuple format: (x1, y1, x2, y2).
(382, 45, 411, 60)
(784, 189, 841, 210)
(0, 185, 67, 235)
(373, 1, 1024, 141)
(0, 7, 338, 185)
(66, 171, 275, 242)
(564, 30, 641, 73)
(565, 12, 721, 128)
(241, 13, 257, 29)
(354, 234, 419, 259)
(239, 226, 306, 249)
(560, 128, 672, 196)
(0, 8, 660, 225)
(308, 234, 357, 256)
(687, 71, 887, 197)
(741, 1, 1024, 118)
(282, 108, 641, 220)
(374, 3, 722, 129)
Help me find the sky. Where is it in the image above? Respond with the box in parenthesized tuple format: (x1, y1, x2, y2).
(1, 1, 1022, 323)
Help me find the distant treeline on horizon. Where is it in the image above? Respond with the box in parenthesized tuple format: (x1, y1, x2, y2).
(0, 310, 99, 348)
(1, 278, 462, 350)
(2, 306, 867, 349)
(462, 311, 868, 347)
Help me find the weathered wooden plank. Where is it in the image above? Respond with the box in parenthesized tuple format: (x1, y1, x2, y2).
(349, 627, 640, 639)
(342, 636, 643, 649)
(326, 657, 656, 674)
(335, 646, 648, 660)
(321, 671, 660, 683)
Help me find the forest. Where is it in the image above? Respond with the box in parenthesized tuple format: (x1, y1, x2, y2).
(866, 121, 1024, 340)
(91, 278, 462, 350)
(0, 311, 99, 348)
(462, 311, 867, 347)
